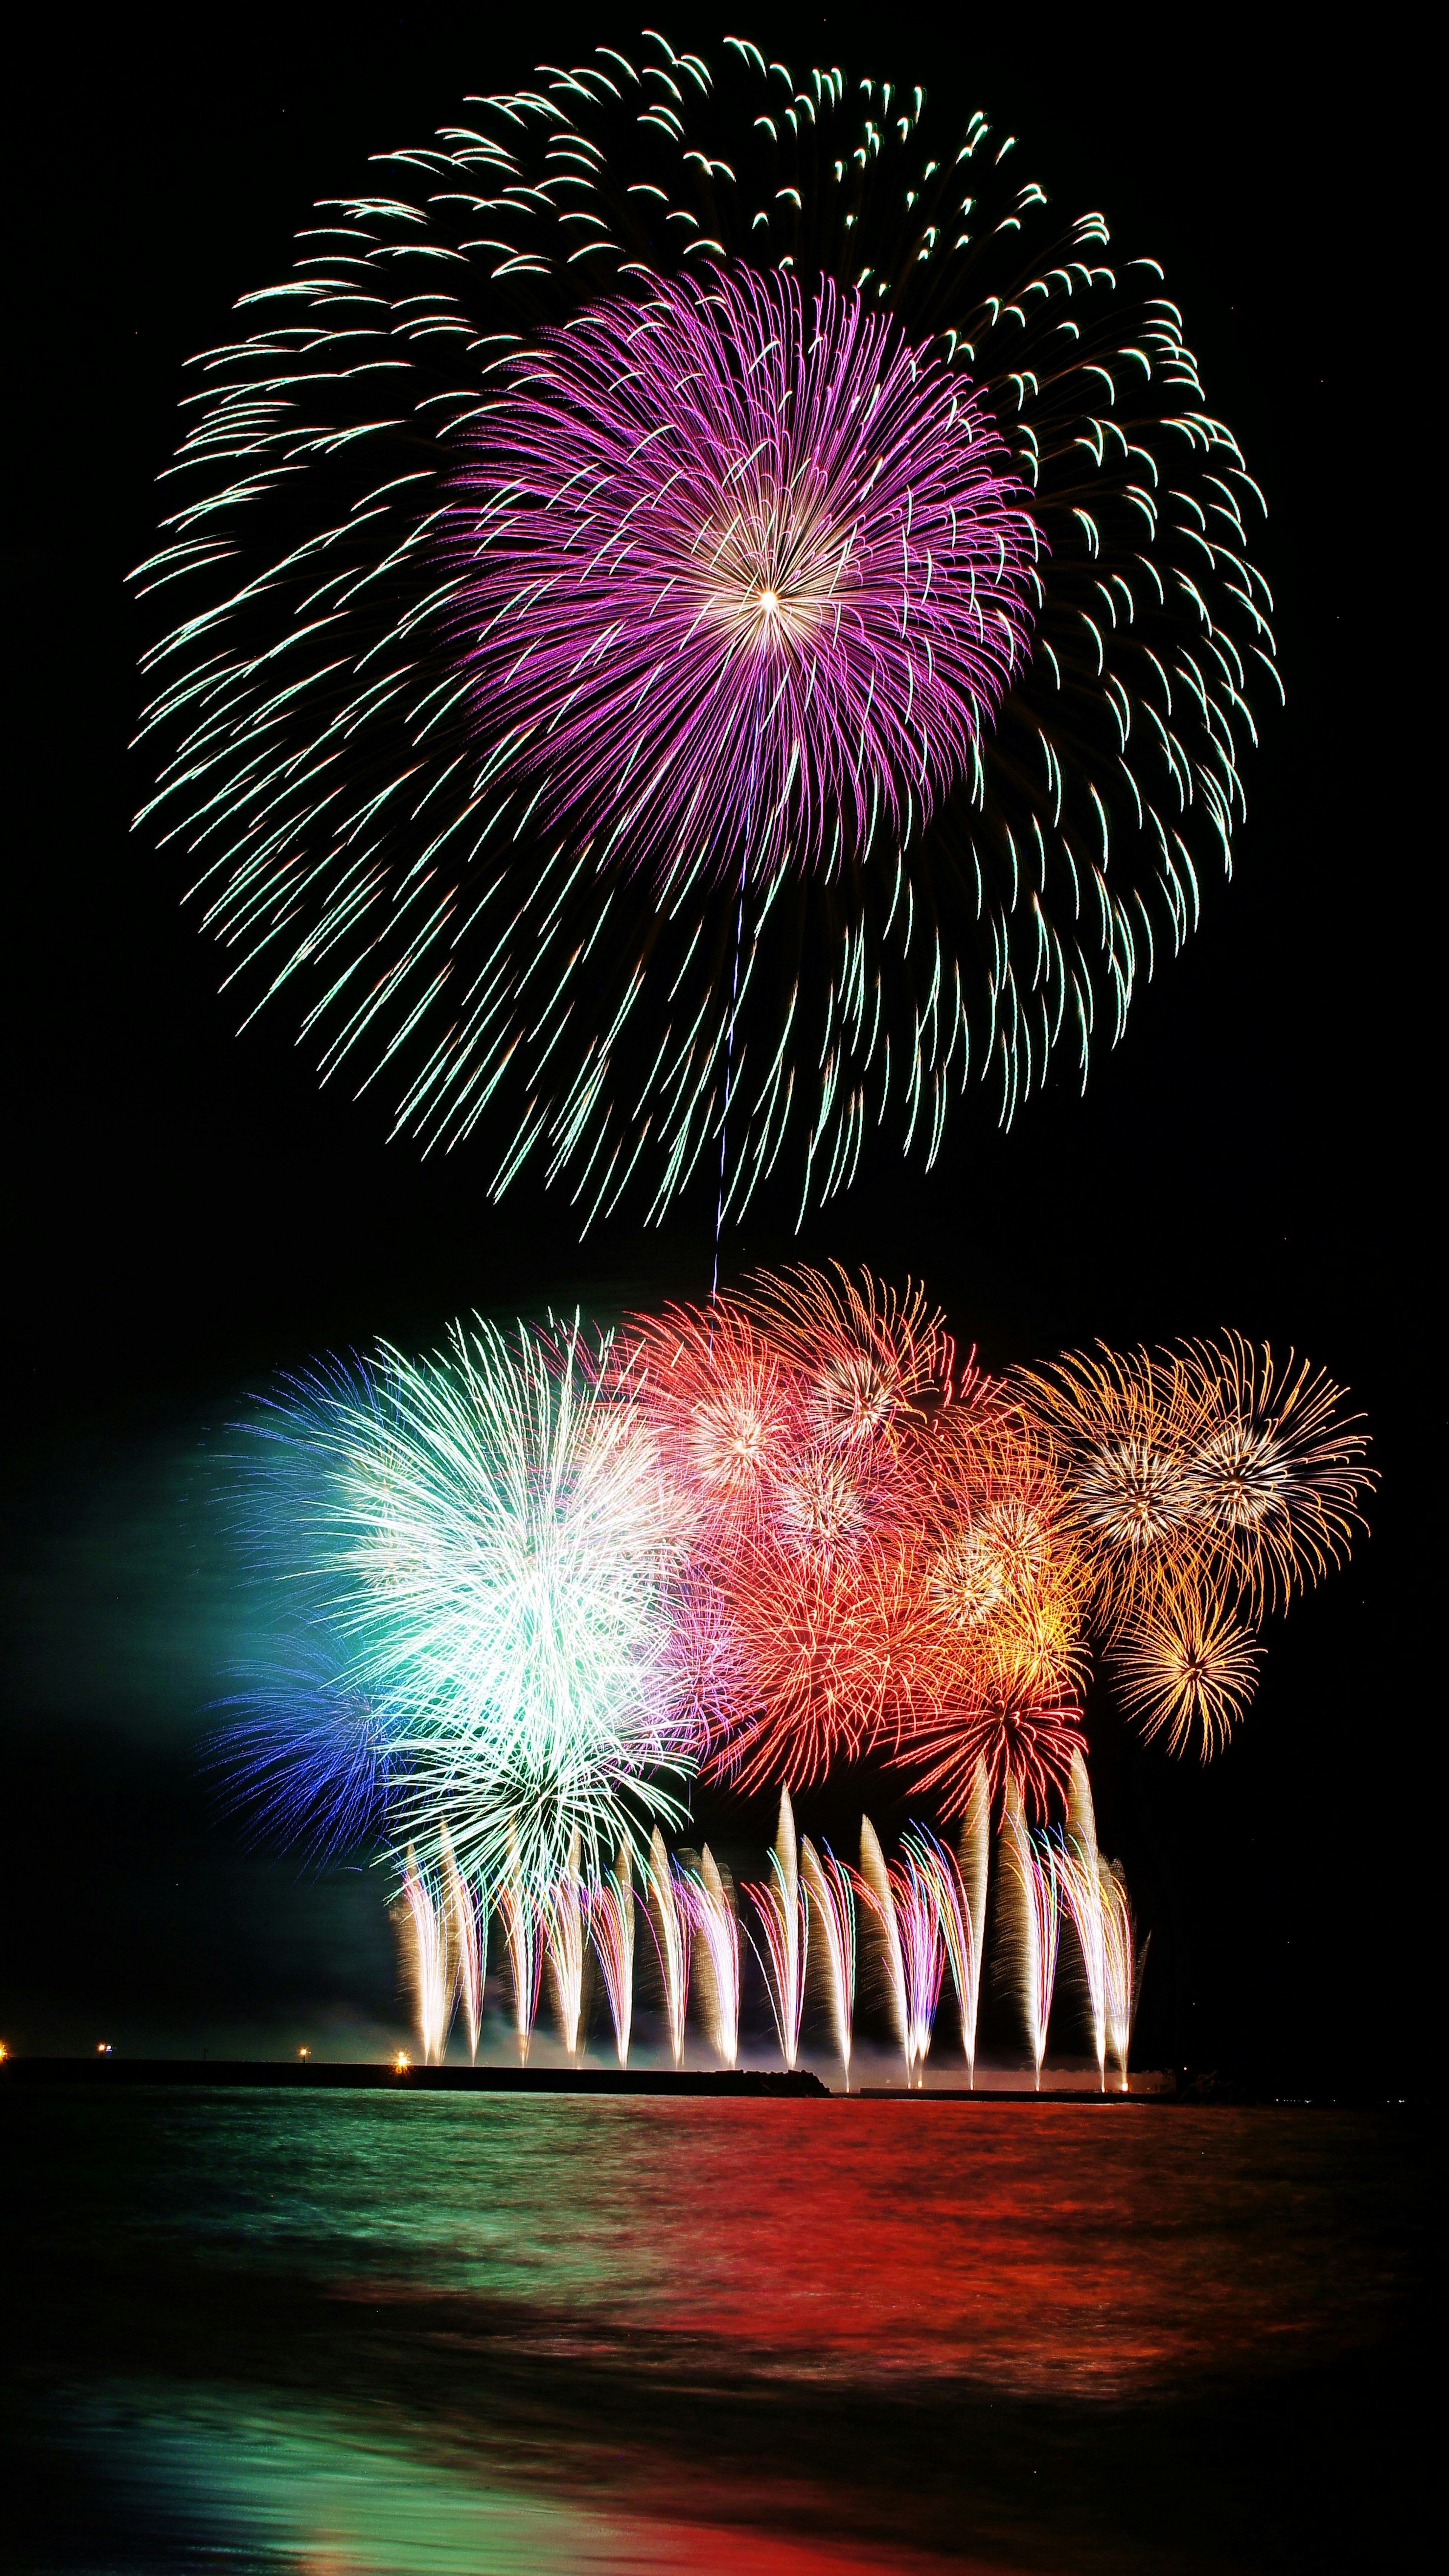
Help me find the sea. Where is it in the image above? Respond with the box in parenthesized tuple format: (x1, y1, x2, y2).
(3, 2088, 1428, 2572)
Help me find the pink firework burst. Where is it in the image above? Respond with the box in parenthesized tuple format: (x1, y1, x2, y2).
(452, 266, 1040, 887)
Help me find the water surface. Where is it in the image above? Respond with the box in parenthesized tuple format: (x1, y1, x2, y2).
(6, 2092, 1426, 2570)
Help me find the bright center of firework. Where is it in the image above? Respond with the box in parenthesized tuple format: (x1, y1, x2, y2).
(452, 267, 1039, 884)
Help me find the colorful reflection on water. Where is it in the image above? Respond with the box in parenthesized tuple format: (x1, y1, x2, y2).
(6, 2094, 1428, 2571)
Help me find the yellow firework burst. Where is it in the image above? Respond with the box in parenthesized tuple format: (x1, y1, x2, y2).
(1114, 1574, 1262, 1759)
(1180, 1333, 1373, 1610)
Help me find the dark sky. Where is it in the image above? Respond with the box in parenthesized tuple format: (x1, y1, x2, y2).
(5, 8, 1423, 2080)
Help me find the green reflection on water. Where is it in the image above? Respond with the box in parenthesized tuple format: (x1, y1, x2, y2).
(73, 2381, 883, 2576)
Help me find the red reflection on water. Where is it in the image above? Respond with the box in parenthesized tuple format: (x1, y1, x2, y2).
(434, 2101, 1407, 2398)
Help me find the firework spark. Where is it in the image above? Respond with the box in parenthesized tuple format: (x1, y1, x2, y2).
(801, 1835, 857, 2085)
(498, 1845, 543, 2062)
(1101, 1858, 1146, 2090)
(1115, 1574, 1262, 1758)
(246, 1316, 698, 1897)
(588, 1845, 637, 2066)
(856, 1815, 909, 2078)
(892, 1839, 948, 2079)
(1180, 1335, 1372, 1610)
(1001, 1779, 1061, 2089)
(645, 1826, 692, 2067)
(681, 1844, 740, 2066)
(911, 1772, 988, 2082)
(543, 1829, 586, 2059)
(443, 1826, 485, 2063)
(137, 38, 1276, 1222)
(399, 1848, 454, 2065)
(744, 1789, 808, 2069)
(455, 266, 1035, 892)
(1056, 1753, 1107, 2088)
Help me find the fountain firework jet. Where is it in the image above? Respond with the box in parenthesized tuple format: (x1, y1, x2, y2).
(646, 1827, 691, 2068)
(682, 1845, 740, 2067)
(400, 1846, 453, 2064)
(442, 1826, 485, 2062)
(498, 1836, 543, 2062)
(1056, 1752, 1108, 2088)
(893, 1841, 947, 2079)
(589, 1846, 636, 2066)
(857, 1816, 909, 2079)
(958, 1763, 991, 2077)
(1101, 1858, 1147, 2091)
(543, 1829, 586, 2059)
(1002, 1779, 1061, 2090)
(744, 1790, 807, 2069)
(801, 1836, 857, 2086)
(913, 1828, 981, 2087)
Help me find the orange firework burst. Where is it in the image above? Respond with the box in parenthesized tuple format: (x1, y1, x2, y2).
(1178, 1333, 1372, 1611)
(1114, 1571, 1262, 1758)
(1011, 1343, 1206, 1630)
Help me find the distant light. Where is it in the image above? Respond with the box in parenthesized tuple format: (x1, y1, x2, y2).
(393, 2051, 409, 2074)
(298, 2047, 310, 2059)
(97, 2042, 112, 2055)
(0, 2041, 8, 2062)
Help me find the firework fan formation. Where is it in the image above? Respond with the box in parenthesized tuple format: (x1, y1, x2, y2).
(137, 34, 1277, 1230)
(228, 1271, 1369, 1918)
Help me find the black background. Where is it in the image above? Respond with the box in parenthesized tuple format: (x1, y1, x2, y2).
(5, 5, 1423, 2082)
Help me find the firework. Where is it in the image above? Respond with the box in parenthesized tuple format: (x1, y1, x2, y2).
(744, 1789, 808, 2069)
(681, 1844, 740, 2066)
(246, 1315, 698, 1896)
(1179, 1335, 1372, 1610)
(1115, 1573, 1262, 1758)
(498, 1837, 543, 2061)
(1013, 1344, 1207, 1631)
(623, 1299, 791, 1545)
(399, 1847, 453, 2064)
(588, 1844, 637, 2066)
(801, 1835, 857, 2084)
(224, 1270, 1369, 2007)
(443, 1826, 486, 2062)
(892, 1839, 948, 2079)
(137, 38, 1275, 1225)
(212, 1653, 396, 1865)
(911, 1768, 988, 2081)
(1000, 1779, 1061, 2089)
(1017, 1335, 1372, 1640)
(645, 1826, 691, 2067)
(455, 265, 1034, 893)
(1101, 1858, 1146, 2090)
(856, 1816, 909, 2077)
(543, 1829, 586, 2059)
(1055, 1753, 1107, 2088)
(740, 1266, 960, 1451)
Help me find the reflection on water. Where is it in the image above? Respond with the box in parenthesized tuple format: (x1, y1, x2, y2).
(61, 2381, 955, 2575)
(6, 2094, 1428, 2572)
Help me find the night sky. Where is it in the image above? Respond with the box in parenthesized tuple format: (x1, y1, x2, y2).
(6, 8, 1422, 2084)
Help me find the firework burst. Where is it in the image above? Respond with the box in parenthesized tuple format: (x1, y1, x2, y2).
(137, 36, 1276, 1224)
(1114, 1573, 1262, 1758)
(1179, 1334, 1372, 1610)
(245, 1316, 699, 1895)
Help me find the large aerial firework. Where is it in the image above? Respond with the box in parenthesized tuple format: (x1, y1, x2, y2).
(137, 34, 1277, 1228)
